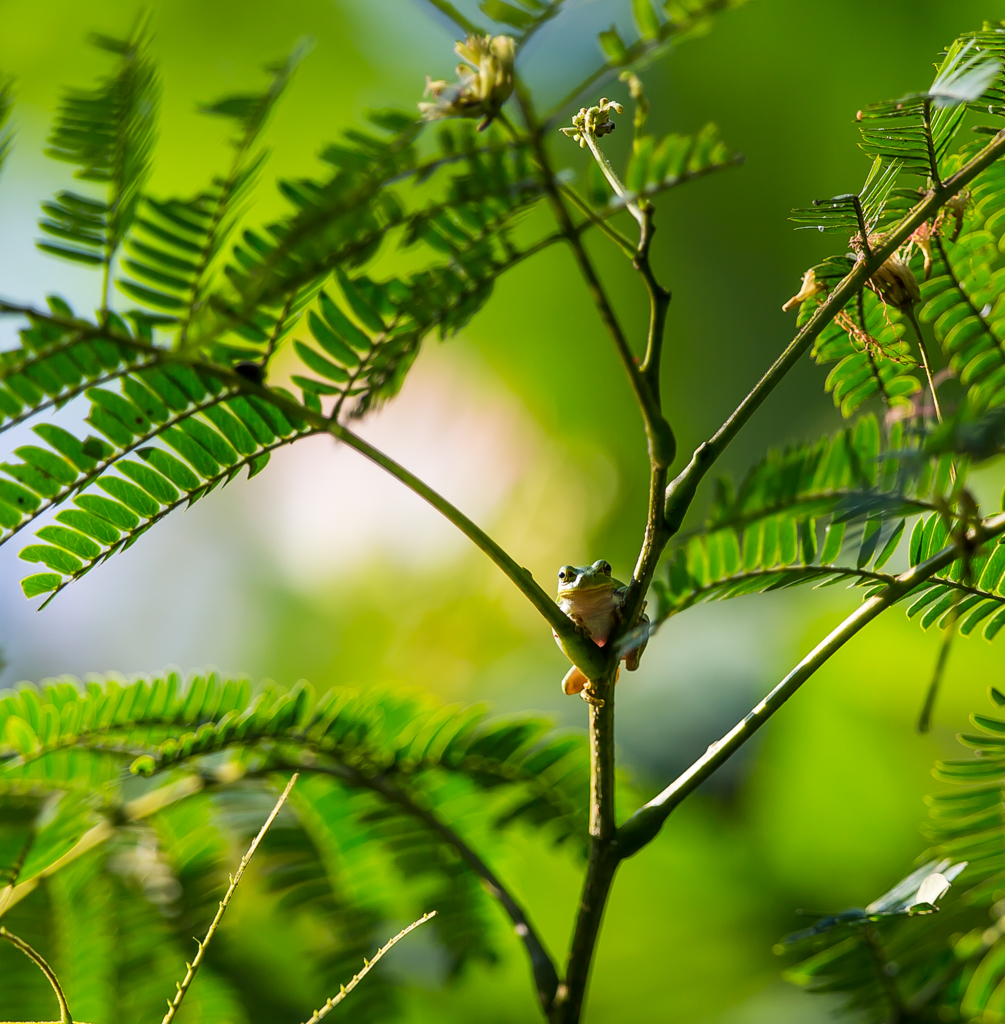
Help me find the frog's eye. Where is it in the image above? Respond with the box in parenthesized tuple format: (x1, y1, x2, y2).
(600, 561, 611, 576)
(558, 565, 575, 582)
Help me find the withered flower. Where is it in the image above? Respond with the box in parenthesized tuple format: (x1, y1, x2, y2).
(419, 34, 515, 131)
(869, 250, 921, 309)
(782, 268, 824, 312)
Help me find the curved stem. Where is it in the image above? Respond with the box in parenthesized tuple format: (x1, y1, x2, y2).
(580, 131, 645, 229)
(636, 207, 671, 394)
(0, 926, 73, 1024)
(561, 185, 637, 258)
(617, 510, 1005, 858)
(0, 300, 605, 681)
(515, 84, 675, 468)
(298, 760, 560, 1012)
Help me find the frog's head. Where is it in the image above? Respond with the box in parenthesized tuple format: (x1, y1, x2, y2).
(557, 560, 617, 597)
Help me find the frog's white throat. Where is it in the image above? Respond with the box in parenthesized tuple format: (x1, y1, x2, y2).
(558, 587, 621, 646)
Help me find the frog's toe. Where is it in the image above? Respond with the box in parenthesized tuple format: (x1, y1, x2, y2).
(562, 665, 588, 695)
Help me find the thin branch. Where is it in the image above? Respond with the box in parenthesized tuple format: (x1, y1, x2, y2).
(161, 773, 298, 1024)
(578, 127, 645, 230)
(328, 419, 605, 678)
(616, 509, 1005, 859)
(562, 185, 636, 257)
(0, 926, 73, 1024)
(515, 82, 675, 468)
(663, 127, 1005, 536)
(543, 0, 743, 126)
(0, 300, 605, 680)
(301, 912, 437, 1024)
(904, 305, 943, 422)
(923, 98, 942, 189)
(420, 0, 482, 35)
(636, 206, 671, 394)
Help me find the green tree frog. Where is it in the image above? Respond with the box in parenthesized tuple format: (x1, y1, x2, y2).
(553, 560, 649, 699)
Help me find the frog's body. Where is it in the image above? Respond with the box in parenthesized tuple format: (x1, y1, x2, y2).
(553, 560, 648, 698)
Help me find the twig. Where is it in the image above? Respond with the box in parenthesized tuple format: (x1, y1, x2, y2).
(904, 305, 943, 423)
(0, 925, 73, 1024)
(300, 911, 437, 1024)
(421, 0, 481, 35)
(617, 510, 1005, 858)
(514, 82, 675, 469)
(160, 773, 299, 1024)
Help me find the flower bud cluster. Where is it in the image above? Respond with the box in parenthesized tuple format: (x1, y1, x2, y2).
(419, 34, 515, 131)
(559, 98, 624, 148)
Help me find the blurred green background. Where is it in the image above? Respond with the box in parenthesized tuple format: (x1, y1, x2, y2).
(2, 0, 1005, 1020)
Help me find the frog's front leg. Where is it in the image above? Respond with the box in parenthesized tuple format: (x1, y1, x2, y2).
(568, 611, 593, 641)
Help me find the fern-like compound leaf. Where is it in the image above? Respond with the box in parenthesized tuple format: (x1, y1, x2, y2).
(117, 47, 303, 338)
(39, 27, 158, 284)
(0, 325, 313, 601)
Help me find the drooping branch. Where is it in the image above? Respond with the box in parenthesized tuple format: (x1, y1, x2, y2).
(616, 510, 1005, 858)
(0, 302, 606, 680)
(0, 926, 73, 1024)
(295, 760, 561, 1012)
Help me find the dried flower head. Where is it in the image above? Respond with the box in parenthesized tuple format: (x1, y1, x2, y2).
(559, 98, 624, 148)
(782, 268, 824, 312)
(853, 234, 921, 309)
(418, 34, 515, 131)
(870, 249, 921, 309)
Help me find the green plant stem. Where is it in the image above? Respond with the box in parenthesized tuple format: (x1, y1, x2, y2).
(663, 127, 1005, 536)
(905, 304, 943, 422)
(616, 510, 1005, 858)
(561, 184, 637, 257)
(549, 840, 620, 1024)
(918, 622, 954, 733)
(327, 420, 607, 678)
(636, 206, 671, 393)
(543, 1, 743, 125)
(161, 773, 298, 1024)
(0, 301, 606, 682)
(0, 926, 73, 1024)
(421, 0, 482, 34)
(514, 81, 676, 470)
(579, 130, 645, 229)
(301, 912, 437, 1024)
